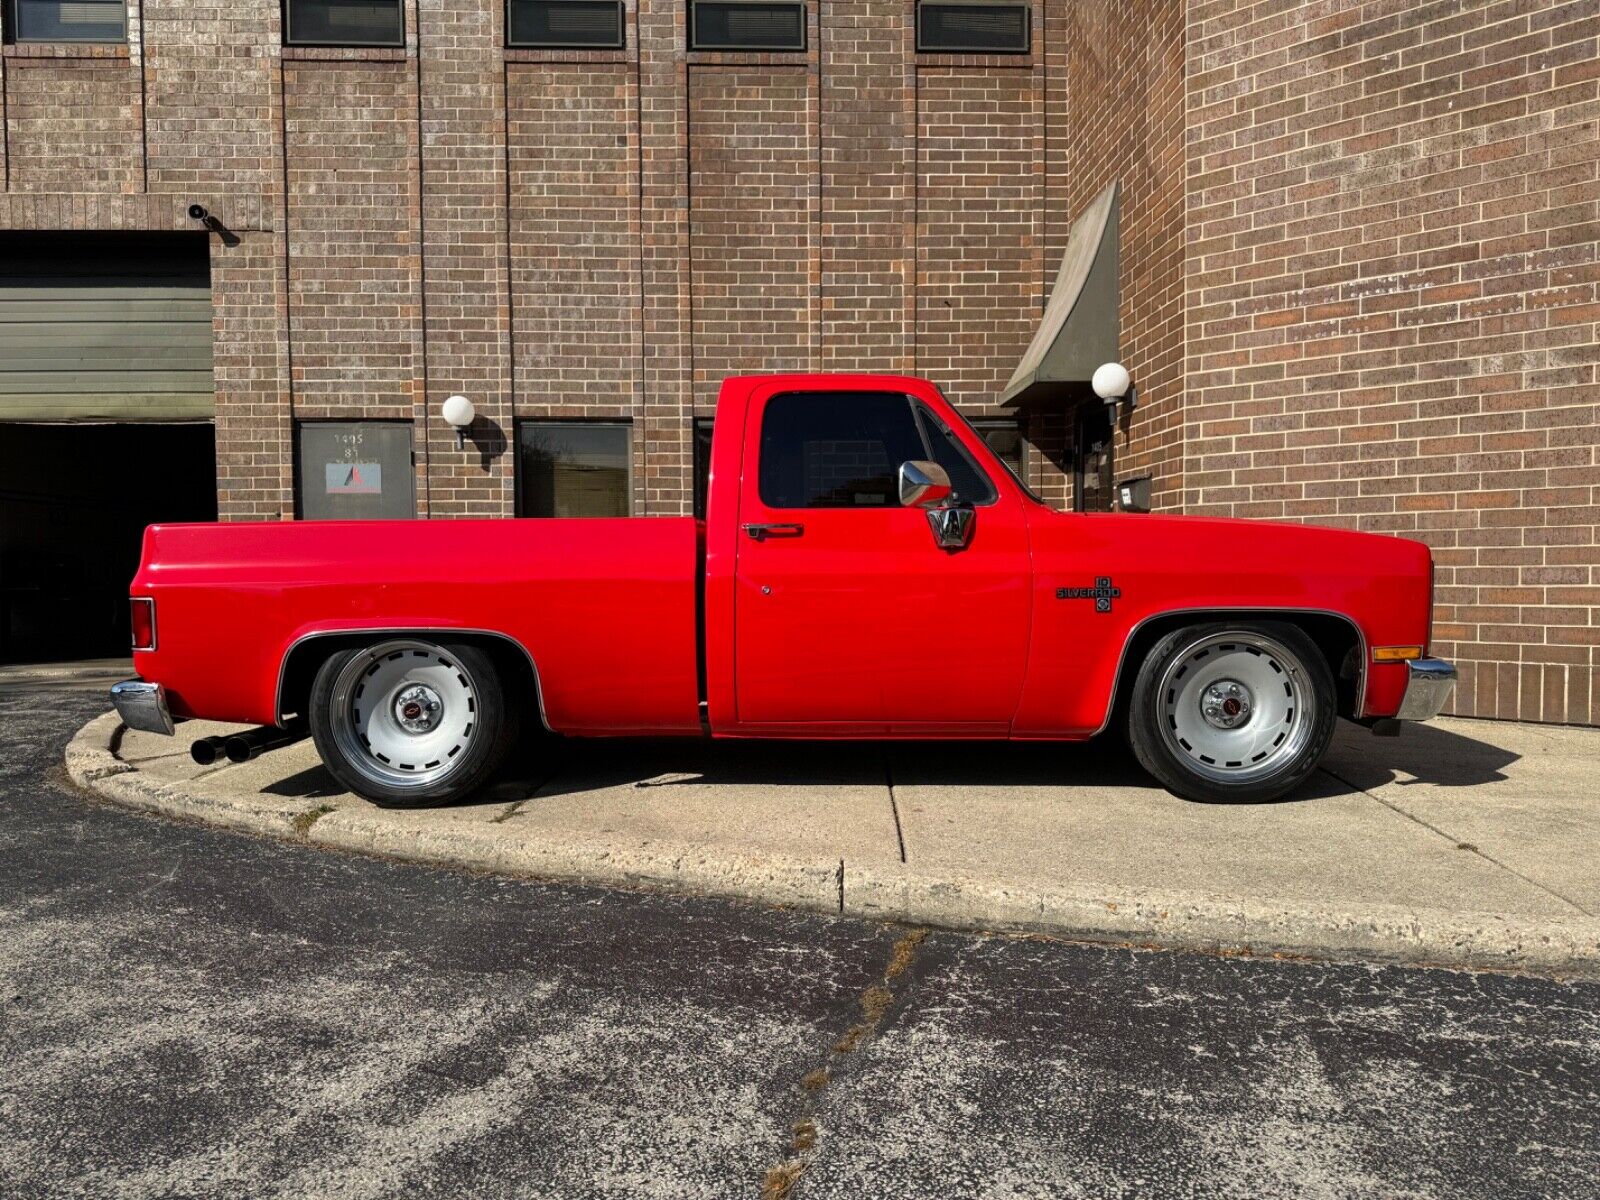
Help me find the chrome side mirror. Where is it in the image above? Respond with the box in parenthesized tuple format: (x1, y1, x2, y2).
(898, 460, 952, 508)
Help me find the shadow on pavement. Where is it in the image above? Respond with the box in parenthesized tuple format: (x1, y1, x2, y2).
(1322, 719, 1520, 792)
(253, 719, 1523, 810)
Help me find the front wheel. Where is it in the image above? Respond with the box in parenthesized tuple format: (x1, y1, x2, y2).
(309, 638, 518, 807)
(1127, 622, 1336, 804)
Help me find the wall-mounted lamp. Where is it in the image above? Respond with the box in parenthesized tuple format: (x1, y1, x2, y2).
(441, 394, 475, 450)
(1092, 361, 1135, 418)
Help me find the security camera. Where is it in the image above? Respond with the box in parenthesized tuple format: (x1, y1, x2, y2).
(188, 204, 209, 222)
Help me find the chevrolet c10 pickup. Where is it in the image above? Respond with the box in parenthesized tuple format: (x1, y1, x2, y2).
(111, 373, 1456, 806)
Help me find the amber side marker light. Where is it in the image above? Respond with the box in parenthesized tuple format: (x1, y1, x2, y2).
(1373, 645, 1423, 662)
(131, 598, 156, 651)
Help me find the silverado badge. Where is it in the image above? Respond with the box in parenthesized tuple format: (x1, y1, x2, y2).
(1057, 577, 1121, 613)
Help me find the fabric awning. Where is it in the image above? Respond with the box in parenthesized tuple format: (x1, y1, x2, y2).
(1002, 180, 1120, 405)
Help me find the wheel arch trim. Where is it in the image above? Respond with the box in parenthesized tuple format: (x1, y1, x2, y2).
(274, 626, 554, 735)
(1094, 606, 1367, 736)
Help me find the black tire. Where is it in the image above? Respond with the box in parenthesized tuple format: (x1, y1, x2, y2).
(1127, 621, 1336, 804)
(309, 638, 520, 808)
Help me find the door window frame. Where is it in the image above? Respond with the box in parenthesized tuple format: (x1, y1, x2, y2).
(751, 389, 999, 512)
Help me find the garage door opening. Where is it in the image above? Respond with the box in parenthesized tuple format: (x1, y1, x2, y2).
(0, 424, 217, 662)
(0, 230, 216, 663)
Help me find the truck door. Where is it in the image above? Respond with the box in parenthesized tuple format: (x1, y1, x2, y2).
(733, 386, 1032, 732)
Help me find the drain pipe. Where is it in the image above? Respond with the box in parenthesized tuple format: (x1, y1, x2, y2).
(224, 726, 307, 764)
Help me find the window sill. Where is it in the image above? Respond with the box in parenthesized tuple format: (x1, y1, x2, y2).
(504, 46, 630, 64)
(1, 42, 131, 59)
(281, 45, 409, 62)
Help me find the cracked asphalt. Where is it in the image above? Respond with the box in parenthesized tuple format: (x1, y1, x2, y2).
(3, 682, 1599, 1199)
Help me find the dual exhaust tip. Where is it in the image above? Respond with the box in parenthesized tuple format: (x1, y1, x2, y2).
(190, 726, 305, 766)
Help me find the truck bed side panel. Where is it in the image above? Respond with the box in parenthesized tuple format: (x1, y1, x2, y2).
(130, 518, 702, 735)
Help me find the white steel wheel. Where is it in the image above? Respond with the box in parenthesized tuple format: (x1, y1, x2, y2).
(310, 638, 517, 806)
(1155, 631, 1313, 784)
(1128, 621, 1337, 804)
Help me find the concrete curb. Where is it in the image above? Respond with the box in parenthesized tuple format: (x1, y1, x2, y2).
(66, 714, 1600, 979)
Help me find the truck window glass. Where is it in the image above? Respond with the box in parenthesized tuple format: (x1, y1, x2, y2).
(759, 391, 927, 509)
(913, 404, 997, 505)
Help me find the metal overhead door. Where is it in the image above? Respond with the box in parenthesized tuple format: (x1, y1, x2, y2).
(0, 231, 213, 423)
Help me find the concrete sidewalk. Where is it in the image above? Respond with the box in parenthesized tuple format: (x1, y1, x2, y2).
(65, 711, 1600, 977)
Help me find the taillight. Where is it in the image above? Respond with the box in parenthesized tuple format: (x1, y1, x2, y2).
(130, 598, 156, 651)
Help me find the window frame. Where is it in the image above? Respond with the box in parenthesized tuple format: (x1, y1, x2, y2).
(688, 0, 807, 53)
(4, 0, 129, 44)
(282, 0, 406, 49)
(515, 419, 635, 519)
(506, 0, 626, 50)
(915, 0, 1032, 56)
(755, 390, 1000, 513)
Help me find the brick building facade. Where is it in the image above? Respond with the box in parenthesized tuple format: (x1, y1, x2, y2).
(0, 0, 1595, 723)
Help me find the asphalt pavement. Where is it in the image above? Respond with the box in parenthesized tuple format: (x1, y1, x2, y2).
(4, 679, 1599, 1199)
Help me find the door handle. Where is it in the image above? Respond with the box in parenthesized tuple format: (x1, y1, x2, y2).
(743, 523, 805, 541)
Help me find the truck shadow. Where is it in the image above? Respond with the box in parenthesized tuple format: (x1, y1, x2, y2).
(258, 719, 1521, 809)
(488, 718, 1521, 808)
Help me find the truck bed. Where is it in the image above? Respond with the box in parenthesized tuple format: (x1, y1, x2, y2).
(130, 517, 703, 735)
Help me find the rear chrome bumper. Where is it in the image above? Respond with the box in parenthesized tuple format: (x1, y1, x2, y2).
(110, 679, 175, 736)
(1395, 658, 1456, 722)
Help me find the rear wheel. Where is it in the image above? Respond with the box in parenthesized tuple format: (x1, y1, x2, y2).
(309, 638, 518, 807)
(1127, 622, 1335, 804)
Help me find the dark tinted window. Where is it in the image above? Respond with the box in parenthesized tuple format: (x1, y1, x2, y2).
(8, 0, 126, 41)
(759, 392, 924, 509)
(508, 0, 624, 48)
(518, 422, 631, 517)
(297, 422, 416, 520)
(917, 2, 1030, 54)
(284, 0, 404, 47)
(692, 417, 715, 519)
(915, 405, 996, 505)
(690, 1, 805, 51)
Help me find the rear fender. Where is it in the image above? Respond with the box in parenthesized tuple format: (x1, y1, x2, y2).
(274, 625, 552, 733)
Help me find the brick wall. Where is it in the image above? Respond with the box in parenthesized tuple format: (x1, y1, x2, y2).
(1185, 0, 1600, 724)
(688, 66, 818, 406)
(2, 0, 1595, 724)
(1062, 0, 1188, 511)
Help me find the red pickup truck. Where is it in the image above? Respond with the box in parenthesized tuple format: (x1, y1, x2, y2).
(112, 373, 1454, 806)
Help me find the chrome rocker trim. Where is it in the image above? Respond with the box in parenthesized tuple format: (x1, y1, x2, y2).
(1395, 657, 1456, 722)
(110, 679, 175, 736)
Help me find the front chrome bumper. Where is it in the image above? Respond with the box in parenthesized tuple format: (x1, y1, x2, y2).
(111, 679, 175, 736)
(1395, 658, 1457, 722)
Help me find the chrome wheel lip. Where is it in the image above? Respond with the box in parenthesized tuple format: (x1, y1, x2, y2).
(1156, 631, 1313, 786)
(328, 640, 477, 791)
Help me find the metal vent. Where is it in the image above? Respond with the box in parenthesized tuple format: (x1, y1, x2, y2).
(690, 1, 805, 52)
(917, 2, 1030, 54)
(508, 0, 624, 48)
(284, 0, 404, 48)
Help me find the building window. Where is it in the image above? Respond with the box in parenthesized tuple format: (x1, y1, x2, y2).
(296, 422, 416, 520)
(518, 422, 632, 518)
(689, 1, 805, 52)
(507, 0, 624, 48)
(692, 417, 716, 519)
(972, 419, 1026, 481)
(916, 2, 1030, 54)
(283, 0, 404, 48)
(4, 0, 127, 43)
